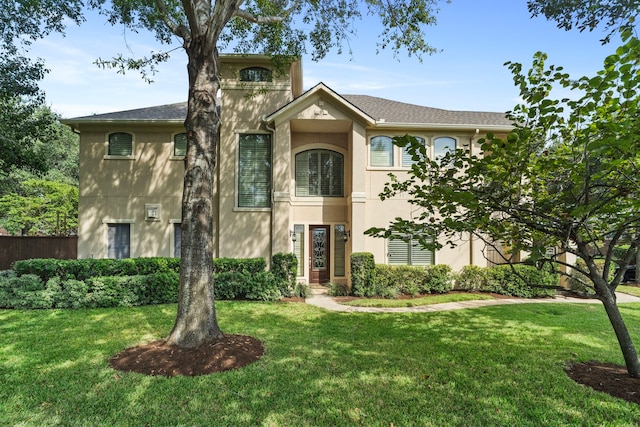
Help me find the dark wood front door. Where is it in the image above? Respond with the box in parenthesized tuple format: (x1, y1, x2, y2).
(309, 225, 330, 284)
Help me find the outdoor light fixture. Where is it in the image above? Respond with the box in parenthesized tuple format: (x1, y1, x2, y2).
(290, 230, 297, 242)
(343, 230, 351, 242)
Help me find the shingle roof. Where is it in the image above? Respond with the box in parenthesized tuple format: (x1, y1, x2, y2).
(342, 95, 511, 126)
(65, 94, 511, 127)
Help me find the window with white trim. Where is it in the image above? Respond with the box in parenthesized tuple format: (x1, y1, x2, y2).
(402, 136, 426, 167)
(238, 134, 271, 208)
(107, 223, 130, 259)
(108, 132, 133, 156)
(370, 136, 394, 167)
(387, 236, 434, 266)
(295, 150, 343, 197)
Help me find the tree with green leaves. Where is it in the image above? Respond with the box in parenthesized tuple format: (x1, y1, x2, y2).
(368, 29, 640, 377)
(528, 0, 640, 43)
(40, 0, 447, 349)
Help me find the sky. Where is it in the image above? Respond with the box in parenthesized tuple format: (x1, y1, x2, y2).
(28, 0, 623, 119)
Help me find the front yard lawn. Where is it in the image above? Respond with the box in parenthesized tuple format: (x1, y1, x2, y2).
(336, 292, 495, 308)
(2, 301, 640, 426)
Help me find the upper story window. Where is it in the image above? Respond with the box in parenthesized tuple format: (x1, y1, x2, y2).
(370, 136, 394, 167)
(238, 134, 271, 208)
(239, 67, 272, 82)
(434, 137, 457, 161)
(295, 150, 344, 197)
(174, 133, 187, 157)
(108, 132, 133, 156)
(402, 136, 426, 167)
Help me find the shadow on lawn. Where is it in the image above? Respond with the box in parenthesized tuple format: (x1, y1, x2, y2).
(2, 301, 640, 425)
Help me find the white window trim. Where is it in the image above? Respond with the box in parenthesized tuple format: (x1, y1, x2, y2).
(102, 219, 135, 258)
(104, 132, 136, 160)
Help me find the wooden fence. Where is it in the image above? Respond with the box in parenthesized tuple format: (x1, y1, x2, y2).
(0, 236, 78, 270)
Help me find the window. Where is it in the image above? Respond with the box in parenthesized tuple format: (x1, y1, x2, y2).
(293, 224, 304, 276)
(174, 133, 187, 157)
(387, 236, 434, 266)
(370, 136, 394, 167)
(295, 150, 344, 197)
(239, 67, 272, 82)
(402, 136, 426, 167)
(108, 132, 133, 156)
(173, 223, 181, 258)
(434, 137, 456, 161)
(334, 225, 346, 277)
(108, 224, 130, 259)
(238, 134, 271, 208)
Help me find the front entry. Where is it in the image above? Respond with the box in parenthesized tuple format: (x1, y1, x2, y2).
(309, 225, 330, 284)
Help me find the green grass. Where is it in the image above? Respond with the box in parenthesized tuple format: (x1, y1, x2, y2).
(340, 292, 495, 308)
(2, 301, 640, 426)
(619, 285, 640, 297)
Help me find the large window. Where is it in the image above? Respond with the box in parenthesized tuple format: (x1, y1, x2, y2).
(174, 133, 187, 157)
(434, 137, 456, 161)
(402, 136, 426, 167)
(238, 134, 272, 208)
(370, 136, 394, 167)
(295, 150, 344, 197)
(387, 236, 434, 266)
(239, 67, 272, 82)
(108, 132, 133, 156)
(107, 224, 130, 259)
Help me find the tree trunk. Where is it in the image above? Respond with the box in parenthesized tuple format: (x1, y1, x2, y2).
(166, 37, 223, 348)
(595, 279, 640, 377)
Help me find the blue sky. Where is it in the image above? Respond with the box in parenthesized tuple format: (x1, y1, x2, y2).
(29, 0, 621, 118)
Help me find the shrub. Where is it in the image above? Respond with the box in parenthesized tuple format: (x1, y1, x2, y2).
(486, 264, 558, 298)
(568, 259, 602, 295)
(455, 265, 489, 291)
(291, 281, 311, 298)
(271, 253, 298, 297)
(351, 253, 376, 297)
(421, 264, 453, 294)
(245, 272, 282, 301)
(213, 271, 281, 301)
(212, 257, 266, 275)
(327, 282, 350, 296)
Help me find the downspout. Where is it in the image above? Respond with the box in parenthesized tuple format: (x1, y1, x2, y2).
(469, 128, 479, 266)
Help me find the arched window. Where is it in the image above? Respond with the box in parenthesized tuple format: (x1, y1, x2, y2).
(108, 132, 133, 156)
(239, 67, 272, 82)
(402, 136, 426, 167)
(370, 136, 394, 167)
(434, 137, 457, 161)
(295, 150, 344, 197)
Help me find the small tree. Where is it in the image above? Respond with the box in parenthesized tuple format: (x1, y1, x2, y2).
(368, 29, 640, 377)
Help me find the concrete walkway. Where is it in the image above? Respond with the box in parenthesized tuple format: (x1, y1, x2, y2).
(305, 287, 640, 313)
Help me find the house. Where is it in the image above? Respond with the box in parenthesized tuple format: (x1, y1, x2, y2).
(63, 55, 513, 285)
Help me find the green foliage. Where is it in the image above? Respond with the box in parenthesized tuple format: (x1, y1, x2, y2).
(271, 252, 298, 297)
(213, 271, 281, 301)
(212, 257, 266, 275)
(373, 264, 453, 297)
(0, 179, 78, 235)
(486, 264, 558, 298)
(291, 281, 311, 298)
(327, 282, 350, 297)
(350, 252, 376, 297)
(455, 265, 490, 291)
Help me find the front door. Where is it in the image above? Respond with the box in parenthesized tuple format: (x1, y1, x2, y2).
(309, 225, 330, 284)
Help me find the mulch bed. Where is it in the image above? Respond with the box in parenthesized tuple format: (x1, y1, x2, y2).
(566, 362, 640, 404)
(109, 334, 264, 377)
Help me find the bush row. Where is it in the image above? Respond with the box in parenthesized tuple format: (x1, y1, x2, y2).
(455, 264, 558, 298)
(2, 254, 299, 309)
(348, 253, 558, 299)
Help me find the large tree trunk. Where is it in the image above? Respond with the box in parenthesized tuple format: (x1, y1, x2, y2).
(594, 279, 640, 377)
(166, 36, 223, 348)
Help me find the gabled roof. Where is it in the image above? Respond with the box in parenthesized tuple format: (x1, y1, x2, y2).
(264, 82, 376, 125)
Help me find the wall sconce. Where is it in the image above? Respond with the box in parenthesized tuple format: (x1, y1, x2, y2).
(290, 230, 297, 242)
(343, 230, 351, 242)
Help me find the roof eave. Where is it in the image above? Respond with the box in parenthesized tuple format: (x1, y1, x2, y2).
(372, 122, 513, 132)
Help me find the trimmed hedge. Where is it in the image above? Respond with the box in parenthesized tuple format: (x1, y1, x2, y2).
(271, 253, 298, 297)
(350, 253, 377, 297)
(373, 264, 453, 297)
(484, 264, 558, 298)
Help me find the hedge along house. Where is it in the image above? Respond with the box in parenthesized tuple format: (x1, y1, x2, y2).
(63, 55, 513, 286)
